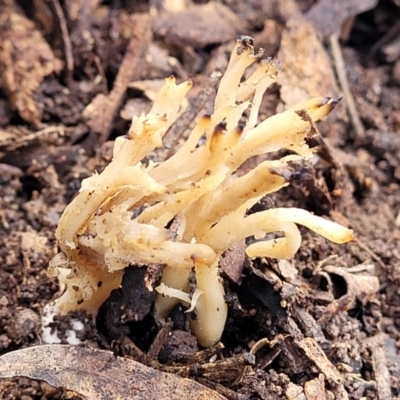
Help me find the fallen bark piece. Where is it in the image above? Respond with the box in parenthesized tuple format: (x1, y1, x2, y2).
(0, 345, 227, 400)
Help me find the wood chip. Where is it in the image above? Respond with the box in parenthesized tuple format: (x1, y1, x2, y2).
(220, 239, 246, 283)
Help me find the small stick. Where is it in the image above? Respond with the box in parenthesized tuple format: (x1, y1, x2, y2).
(354, 237, 386, 270)
(329, 33, 364, 141)
(171, 341, 224, 364)
(49, 0, 74, 84)
(160, 352, 255, 377)
(369, 341, 391, 400)
(146, 321, 173, 363)
(163, 76, 219, 158)
(198, 378, 247, 400)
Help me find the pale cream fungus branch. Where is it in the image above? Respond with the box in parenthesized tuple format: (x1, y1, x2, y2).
(48, 36, 354, 347)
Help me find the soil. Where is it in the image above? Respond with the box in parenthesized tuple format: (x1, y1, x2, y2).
(1, 0, 400, 399)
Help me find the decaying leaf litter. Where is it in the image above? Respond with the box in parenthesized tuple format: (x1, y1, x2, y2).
(1, 0, 400, 399)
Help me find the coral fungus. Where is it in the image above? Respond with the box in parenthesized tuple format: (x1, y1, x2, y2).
(48, 36, 353, 347)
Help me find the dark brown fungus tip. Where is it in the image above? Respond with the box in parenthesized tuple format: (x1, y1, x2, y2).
(235, 124, 244, 136)
(212, 122, 227, 137)
(327, 96, 343, 107)
(321, 96, 343, 106)
(238, 35, 254, 44)
(237, 35, 254, 55)
(216, 121, 227, 130)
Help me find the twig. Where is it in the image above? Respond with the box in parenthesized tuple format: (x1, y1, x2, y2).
(49, 0, 74, 84)
(163, 76, 220, 158)
(370, 19, 400, 59)
(233, 335, 285, 385)
(198, 378, 247, 400)
(160, 352, 255, 377)
(329, 33, 364, 141)
(171, 341, 224, 364)
(354, 237, 386, 270)
(146, 321, 173, 363)
(367, 335, 391, 400)
(83, 14, 151, 144)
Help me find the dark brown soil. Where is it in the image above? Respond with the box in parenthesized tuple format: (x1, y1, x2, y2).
(1, 0, 400, 399)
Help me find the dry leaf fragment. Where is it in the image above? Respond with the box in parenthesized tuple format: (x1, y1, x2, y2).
(153, 2, 245, 49)
(0, 345, 226, 400)
(0, 4, 63, 126)
(277, 16, 341, 111)
(305, 0, 379, 39)
(323, 265, 379, 307)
